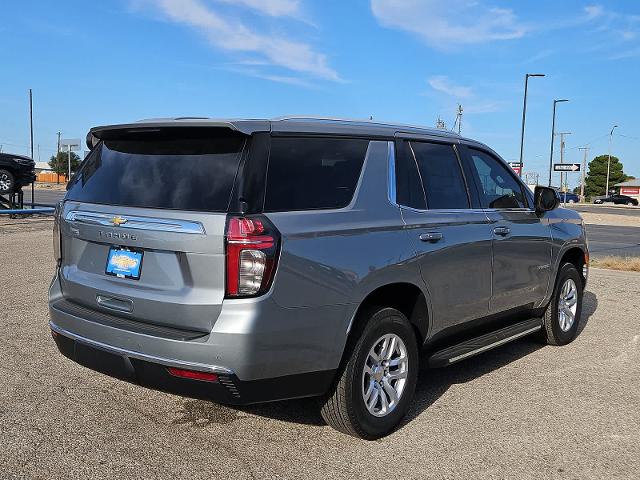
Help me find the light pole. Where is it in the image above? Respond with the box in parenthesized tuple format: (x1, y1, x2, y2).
(605, 125, 618, 195)
(518, 73, 545, 177)
(548, 99, 569, 186)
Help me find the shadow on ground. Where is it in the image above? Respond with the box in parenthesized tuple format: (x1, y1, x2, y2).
(174, 291, 598, 431)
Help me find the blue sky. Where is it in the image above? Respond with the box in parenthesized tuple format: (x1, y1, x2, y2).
(1, 0, 639, 187)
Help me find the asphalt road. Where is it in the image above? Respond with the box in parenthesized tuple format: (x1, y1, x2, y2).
(568, 203, 640, 217)
(585, 224, 640, 258)
(1, 223, 639, 479)
(27, 188, 66, 206)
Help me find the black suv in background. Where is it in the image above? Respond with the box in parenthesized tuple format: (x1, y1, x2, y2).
(594, 194, 638, 206)
(0, 153, 36, 195)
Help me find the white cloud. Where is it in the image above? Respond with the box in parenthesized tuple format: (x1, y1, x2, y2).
(371, 0, 527, 49)
(133, 0, 339, 81)
(584, 5, 605, 20)
(428, 76, 473, 98)
(214, 0, 300, 18)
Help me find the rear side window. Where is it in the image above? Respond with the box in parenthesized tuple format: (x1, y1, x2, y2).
(410, 142, 470, 209)
(395, 141, 427, 210)
(468, 149, 527, 209)
(66, 130, 245, 212)
(264, 137, 369, 212)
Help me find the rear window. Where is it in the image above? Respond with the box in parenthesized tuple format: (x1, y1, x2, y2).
(264, 137, 369, 212)
(66, 130, 245, 212)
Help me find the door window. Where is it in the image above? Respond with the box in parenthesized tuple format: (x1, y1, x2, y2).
(468, 149, 528, 209)
(395, 141, 470, 210)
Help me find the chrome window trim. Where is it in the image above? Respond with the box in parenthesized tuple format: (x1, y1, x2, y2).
(65, 210, 206, 235)
(387, 140, 397, 205)
(50, 321, 233, 374)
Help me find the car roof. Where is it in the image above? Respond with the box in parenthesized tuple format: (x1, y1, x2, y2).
(88, 116, 490, 148)
(0, 152, 33, 161)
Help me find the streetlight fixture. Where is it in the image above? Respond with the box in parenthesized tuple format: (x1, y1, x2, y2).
(518, 73, 545, 177)
(605, 124, 618, 195)
(547, 99, 569, 186)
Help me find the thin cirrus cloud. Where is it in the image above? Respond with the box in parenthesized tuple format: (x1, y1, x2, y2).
(214, 0, 301, 18)
(428, 76, 473, 99)
(427, 76, 505, 115)
(132, 0, 339, 82)
(370, 0, 527, 49)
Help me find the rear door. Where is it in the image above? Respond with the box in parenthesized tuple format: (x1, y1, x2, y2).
(59, 128, 247, 333)
(461, 146, 552, 314)
(394, 139, 492, 337)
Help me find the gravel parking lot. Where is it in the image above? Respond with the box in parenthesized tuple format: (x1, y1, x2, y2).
(2, 222, 639, 479)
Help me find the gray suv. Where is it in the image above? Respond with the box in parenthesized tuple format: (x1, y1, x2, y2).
(49, 117, 588, 439)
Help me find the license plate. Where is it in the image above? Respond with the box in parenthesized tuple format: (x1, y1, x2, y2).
(105, 247, 143, 280)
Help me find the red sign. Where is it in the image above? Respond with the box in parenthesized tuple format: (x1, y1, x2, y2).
(620, 187, 640, 195)
(511, 166, 522, 175)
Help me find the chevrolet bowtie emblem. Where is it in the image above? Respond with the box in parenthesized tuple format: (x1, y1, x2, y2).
(110, 216, 128, 226)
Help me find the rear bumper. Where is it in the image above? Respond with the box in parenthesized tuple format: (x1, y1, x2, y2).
(50, 321, 335, 405)
(48, 269, 343, 404)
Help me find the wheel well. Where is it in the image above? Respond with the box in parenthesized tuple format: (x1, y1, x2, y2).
(559, 247, 587, 285)
(348, 283, 428, 347)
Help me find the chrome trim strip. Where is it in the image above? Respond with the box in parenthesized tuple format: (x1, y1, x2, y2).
(387, 141, 397, 205)
(49, 321, 233, 374)
(447, 326, 542, 364)
(65, 210, 205, 235)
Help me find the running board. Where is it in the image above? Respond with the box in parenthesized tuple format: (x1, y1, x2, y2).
(428, 318, 543, 368)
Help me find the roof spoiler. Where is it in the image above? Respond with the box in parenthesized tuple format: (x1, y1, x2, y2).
(86, 119, 268, 150)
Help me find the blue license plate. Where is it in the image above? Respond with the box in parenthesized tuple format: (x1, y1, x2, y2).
(105, 247, 143, 280)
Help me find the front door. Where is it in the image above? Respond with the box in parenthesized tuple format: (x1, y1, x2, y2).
(462, 147, 552, 314)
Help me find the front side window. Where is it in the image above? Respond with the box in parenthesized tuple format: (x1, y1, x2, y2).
(468, 149, 527, 209)
(264, 137, 369, 212)
(410, 141, 470, 209)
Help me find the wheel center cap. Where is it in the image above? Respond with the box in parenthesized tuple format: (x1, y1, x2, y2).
(372, 365, 384, 382)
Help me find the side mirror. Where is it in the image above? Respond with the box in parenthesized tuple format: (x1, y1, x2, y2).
(534, 186, 559, 213)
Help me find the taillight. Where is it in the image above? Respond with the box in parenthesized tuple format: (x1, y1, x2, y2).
(167, 367, 219, 382)
(53, 201, 63, 263)
(225, 215, 280, 297)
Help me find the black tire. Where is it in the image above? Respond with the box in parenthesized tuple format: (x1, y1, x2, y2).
(539, 263, 583, 346)
(0, 169, 15, 195)
(320, 307, 419, 439)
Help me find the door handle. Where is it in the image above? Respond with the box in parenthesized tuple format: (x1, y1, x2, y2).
(493, 226, 511, 236)
(419, 232, 443, 242)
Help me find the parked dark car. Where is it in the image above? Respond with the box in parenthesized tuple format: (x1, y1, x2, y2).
(558, 191, 580, 203)
(593, 194, 638, 206)
(0, 153, 36, 195)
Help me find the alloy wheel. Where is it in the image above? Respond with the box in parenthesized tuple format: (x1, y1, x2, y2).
(361, 333, 409, 417)
(558, 278, 578, 332)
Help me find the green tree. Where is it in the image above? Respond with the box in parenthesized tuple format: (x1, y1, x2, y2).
(49, 151, 81, 176)
(584, 155, 628, 197)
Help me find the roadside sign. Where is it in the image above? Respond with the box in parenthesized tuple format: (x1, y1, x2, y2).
(621, 187, 640, 196)
(508, 162, 522, 175)
(553, 163, 580, 172)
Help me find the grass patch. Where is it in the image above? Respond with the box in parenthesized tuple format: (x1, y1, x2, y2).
(591, 256, 640, 272)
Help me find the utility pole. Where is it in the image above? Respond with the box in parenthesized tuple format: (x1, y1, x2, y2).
(518, 73, 545, 178)
(557, 132, 572, 202)
(56, 132, 62, 184)
(452, 104, 463, 134)
(548, 99, 569, 186)
(605, 125, 618, 195)
(29, 88, 34, 207)
(435, 116, 447, 130)
(578, 146, 589, 201)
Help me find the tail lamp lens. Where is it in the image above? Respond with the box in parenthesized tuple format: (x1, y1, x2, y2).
(225, 216, 279, 297)
(167, 367, 219, 382)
